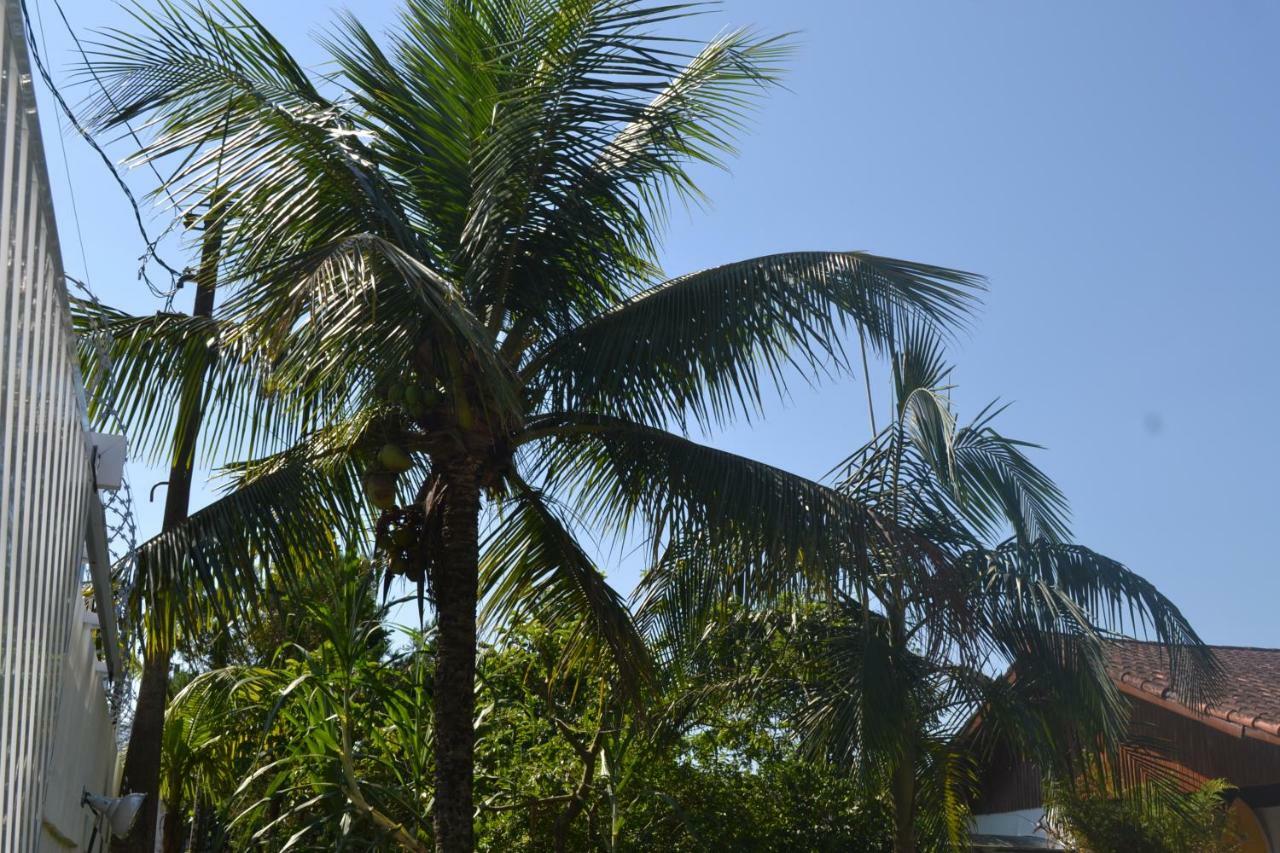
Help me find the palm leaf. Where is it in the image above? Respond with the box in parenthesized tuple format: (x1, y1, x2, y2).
(521, 410, 889, 566)
(83, 0, 424, 281)
(480, 476, 652, 691)
(525, 252, 981, 429)
(133, 444, 364, 652)
(959, 542, 1220, 706)
(72, 298, 342, 467)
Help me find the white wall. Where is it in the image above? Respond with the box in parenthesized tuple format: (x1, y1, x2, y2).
(972, 807, 1049, 838)
(1256, 805, 1280, 853)
(37, 615, 119, 851)
(0, 1, 125, 850)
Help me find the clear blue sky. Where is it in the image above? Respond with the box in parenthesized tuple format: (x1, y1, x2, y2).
(27, 1, 1280, 647)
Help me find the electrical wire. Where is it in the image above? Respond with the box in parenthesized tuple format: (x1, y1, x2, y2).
(49, 0, 183, 212)
(18, 0, 184, 300)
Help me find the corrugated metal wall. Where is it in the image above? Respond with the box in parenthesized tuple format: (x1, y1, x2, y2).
(0, 1, 122, 849)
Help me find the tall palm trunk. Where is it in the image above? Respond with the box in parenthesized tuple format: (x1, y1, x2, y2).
(114, 200, 224, 853)
(431, 461, 481, 853)
(116, 650, 171, 851)
(160, 791, 187, 853)
(891, 747, 917, 853)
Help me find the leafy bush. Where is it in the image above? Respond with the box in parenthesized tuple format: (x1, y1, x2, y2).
(1045, 778, 1241, 853)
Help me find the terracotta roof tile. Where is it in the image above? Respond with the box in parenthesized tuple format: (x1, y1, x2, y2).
(1107, 641, 1280, 739)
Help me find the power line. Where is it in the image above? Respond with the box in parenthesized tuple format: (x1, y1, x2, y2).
(49, 0, 184, 213)
(18, 0, 185, 301)
(32, 0, 90, 290)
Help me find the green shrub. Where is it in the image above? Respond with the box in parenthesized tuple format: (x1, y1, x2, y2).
(1045, 778, 1241, 853)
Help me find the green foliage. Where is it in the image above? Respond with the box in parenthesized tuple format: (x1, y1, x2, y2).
(164, 588, 903, 851)
(80, 0, 985, 663)
(638, 328, 1217, 850)
(81, 3, 1212, 850)
(474, 615, 896, 852)
(1045, 778, 1241, 853)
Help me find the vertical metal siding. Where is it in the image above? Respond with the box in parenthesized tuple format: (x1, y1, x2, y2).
(0, 1, 120, 849)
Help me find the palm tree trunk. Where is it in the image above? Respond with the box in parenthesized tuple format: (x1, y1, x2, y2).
(160, 794, 187, 853)
(431, 462, 481, 853)
(114, 197, 224, 853)
(189, 797, 211, 852)
(115, 650, 170, 850)
(891, 742, 916, 853)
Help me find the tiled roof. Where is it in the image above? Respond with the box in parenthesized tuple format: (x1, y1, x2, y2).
(1107, 641, 1280, 740)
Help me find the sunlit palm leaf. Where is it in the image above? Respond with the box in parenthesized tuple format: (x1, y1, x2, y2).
(84, 0, 422, 270)
(72, 298, 339, 466)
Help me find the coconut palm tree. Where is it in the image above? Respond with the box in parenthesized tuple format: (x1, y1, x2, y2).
(82, 2, 981, 848)
(638, 326, 1219, 853)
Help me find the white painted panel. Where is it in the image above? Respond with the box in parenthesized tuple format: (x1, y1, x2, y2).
(0, 2, 125, 850)
(972, 807, 1049, 838)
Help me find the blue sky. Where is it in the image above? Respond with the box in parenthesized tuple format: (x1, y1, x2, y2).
(27, 1, 1280, 646)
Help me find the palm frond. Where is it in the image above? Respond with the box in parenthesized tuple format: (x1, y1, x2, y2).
(453, 2, 788, 327)
(83, 0, 423, 279)
(960, 542, 1220, 706)
(522, 410, 890, 568)
(133, 439, 365, 652)
(517, 412, 944, 650)
(72, 298, 339, 466)
(222, 233, 522, 429)
(480, 476, 652, 691)
(913, 739, 979, 849)
(951, 406, 1071, 545)
(526, 252, 981, 429)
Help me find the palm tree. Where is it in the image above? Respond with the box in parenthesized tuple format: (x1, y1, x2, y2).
(638, 326, 1218, 853)
(83, 2, 981, 848)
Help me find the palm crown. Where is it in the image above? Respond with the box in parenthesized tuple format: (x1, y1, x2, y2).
(79, 1, 988, 848)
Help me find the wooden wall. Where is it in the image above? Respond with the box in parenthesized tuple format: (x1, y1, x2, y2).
(972, 697, 1280, 814)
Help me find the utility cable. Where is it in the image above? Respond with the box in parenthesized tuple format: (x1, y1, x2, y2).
(18, 0, 184, 300)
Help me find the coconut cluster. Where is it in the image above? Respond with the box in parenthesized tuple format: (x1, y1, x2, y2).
(376, 507, 426, 584)
(362, 442, 414, 509)
(383, 376, 442, 420)
(360, 375, 444, 509)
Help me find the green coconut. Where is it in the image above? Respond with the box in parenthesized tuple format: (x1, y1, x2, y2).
(363, 470, 398, 510)
(404, 384, 424, 407)
(386, 382, 406, 404)
(378, 443, 414, 473)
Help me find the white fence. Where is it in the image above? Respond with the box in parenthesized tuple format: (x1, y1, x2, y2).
(0, 0, 125, 850)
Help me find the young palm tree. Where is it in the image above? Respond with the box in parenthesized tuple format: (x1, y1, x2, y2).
(638, 327, 1219, 853)
(83, 2, 981, 848)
